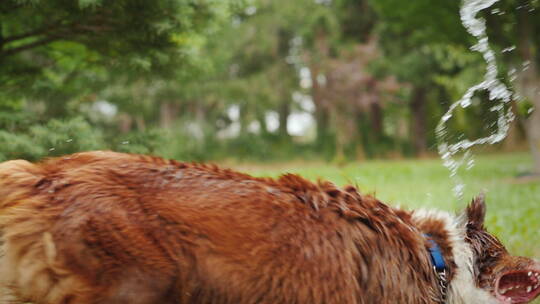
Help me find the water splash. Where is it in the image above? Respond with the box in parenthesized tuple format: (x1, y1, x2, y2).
(436, 0, 515, 199)
(502, 46, 516, 53)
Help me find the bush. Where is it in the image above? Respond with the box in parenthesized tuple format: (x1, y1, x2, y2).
(0, 131, 45, 161)
(111, 128, 170, 155)
(157, 130, 222, 162)
(0, 116, 106, 161)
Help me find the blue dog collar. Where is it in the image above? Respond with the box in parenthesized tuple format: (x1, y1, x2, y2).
(424, 234, 448, 303)
(424, 234, 446, 271)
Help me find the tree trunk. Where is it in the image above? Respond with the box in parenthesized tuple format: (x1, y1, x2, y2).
(309, 30, 333, 149)
(0, 22, 4, 54)
(315, 106, 330, 143)
(410, 86, 428, 157)
(310, 63, 333, 147)
(278, 100, 290, 138)
(526, 106, 540, 173)
(354, 110, 366, 160)
(516, 1, 540, 173)
(333, 110, 349, 163)
(370, 102, 383, 139)
(135, 115, 146, 131)
(257, 112, 269, 136)
(159, 102, 179, 129)
(238, 104, 248, 136)
(118, 113, 133, 133)
(502, 102, 524, 151)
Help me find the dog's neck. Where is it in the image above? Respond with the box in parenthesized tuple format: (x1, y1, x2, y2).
(424, 234, 450, 303)
(411, 209, 500, 304)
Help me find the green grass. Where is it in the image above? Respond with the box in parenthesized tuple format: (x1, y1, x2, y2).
(233, 152, 540, 259)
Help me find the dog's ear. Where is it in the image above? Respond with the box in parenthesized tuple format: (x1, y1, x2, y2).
(466, 194, 486, 229)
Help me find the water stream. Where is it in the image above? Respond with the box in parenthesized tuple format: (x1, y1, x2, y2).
(436, 0, 515, 199)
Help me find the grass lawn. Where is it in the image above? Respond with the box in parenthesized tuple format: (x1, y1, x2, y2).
(231, 152, 540, 260)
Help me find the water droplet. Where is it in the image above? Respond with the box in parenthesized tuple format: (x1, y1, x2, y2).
(442, 113, 452, 122)
(502, 46, 516, 53)
(453, 183, 465, 199)
(466, 158, 475, 170)
(438, 0, 514, 200)
(522, 60, 531, 71)
(490, 104, 503, 111)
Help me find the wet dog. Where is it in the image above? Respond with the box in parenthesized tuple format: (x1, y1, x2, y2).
(0, 151, 538, 304)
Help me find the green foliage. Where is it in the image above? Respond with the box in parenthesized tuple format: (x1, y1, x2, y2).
(516, 99, 534, 118)
(112, 128, 180, 156)
(0, 116, 106, 161)
(369, 0, 469, 45)
(0, 131, 44, 161)
(30, 116, 106, 154)
(0, 0, 245, 108)
(0, 0, 536, 164)
(162, 132, 223, 162)
(222, 133, 311, 161)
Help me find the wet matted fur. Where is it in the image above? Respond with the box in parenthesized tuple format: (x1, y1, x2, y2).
(0, 151, 538, 304)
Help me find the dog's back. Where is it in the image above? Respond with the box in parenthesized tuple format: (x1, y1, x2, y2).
(0, 151, 538, 304)
(0, 151, 440, 304)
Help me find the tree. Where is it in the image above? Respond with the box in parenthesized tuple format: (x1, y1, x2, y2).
(371, 0, 540, 172)
(0, 0, 243, 103)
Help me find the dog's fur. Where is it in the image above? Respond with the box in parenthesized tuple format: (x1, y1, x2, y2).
(0, 151, 538, 304)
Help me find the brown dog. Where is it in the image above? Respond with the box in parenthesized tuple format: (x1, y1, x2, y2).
(0, 151, 538, 304)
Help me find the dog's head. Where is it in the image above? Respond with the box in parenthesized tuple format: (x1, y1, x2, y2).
(464, 195, 540, 304)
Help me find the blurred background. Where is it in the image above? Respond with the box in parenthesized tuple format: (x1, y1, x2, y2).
(1, 0, 539, 167)
(0, 0, 539, 272)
